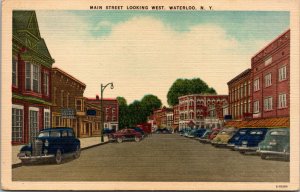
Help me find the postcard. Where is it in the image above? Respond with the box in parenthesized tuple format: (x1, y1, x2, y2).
(1, 0, 299, 190)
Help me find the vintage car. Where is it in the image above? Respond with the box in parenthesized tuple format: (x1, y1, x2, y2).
(133, 127, 146, 138)
(17, 127, 81, 164)
(211, 128, 237, 147)
(109, 128, 143, 143)
(208, 130, 220, 141)
(234, 128, 269, 154)
(257, 128, 290, 161)
(198, 129, 213, 143)
(226, 128, 251, 150)
(155, 128, 172, 134)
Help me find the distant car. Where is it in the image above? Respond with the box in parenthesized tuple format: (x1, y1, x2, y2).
(17, 127, 81, 164)
(198, 130, 213, 143)
(227, 128, 251, 150)
(155, 128, 171, 134)
(257, 128, 290, 161)
(103, 128, 115, 135)
(211, 128, 237, 147)
(109, 128, 143, 143)
(234, 128, 269, 154)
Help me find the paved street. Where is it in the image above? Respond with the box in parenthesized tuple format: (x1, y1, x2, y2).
(12, 134, 289, 182)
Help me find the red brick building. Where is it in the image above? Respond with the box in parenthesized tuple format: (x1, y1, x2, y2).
(251, 30, 290, 119)
(86, 96, 119, 131)
(227, 68, 252, 120)
(172, 104, 179, 131)
(178, 94, 229, 129)
(12, 11, 55, 145)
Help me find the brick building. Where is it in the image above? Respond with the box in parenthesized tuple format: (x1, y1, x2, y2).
(178, 94, 229, 130)
(227, 68, 252, 120)
(51, 67, 101, 138)
(251, 29, 290, 119)
(12, 11, 55, 145)
(86, 96, 119, 131)
(172, 104, 179, 131)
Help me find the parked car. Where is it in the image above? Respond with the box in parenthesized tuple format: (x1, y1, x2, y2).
(17, 127, 81, 164)
(208, 130, 220, 141)
(211, 128, 237, 147)
(234, 128, 269, 154)
(257, 128, 290, 161)
(193, 128, 207, 139)
(227, 128, 251, 150)
(109, 128, 143, 143)
(198, 129, 213, 143)
(133, 127, 146, 138)
(103, 128, 115, 135)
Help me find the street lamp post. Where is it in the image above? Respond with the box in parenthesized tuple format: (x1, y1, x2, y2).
(100, 82, 114, 143)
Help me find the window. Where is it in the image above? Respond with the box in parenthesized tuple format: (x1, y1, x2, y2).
(248, 100, 251, 113)
(248, 82, 251, 96)
(254, 79, 260, 91)
(61, 90, 64, 107)
(44, 109, 50, 128)
(279, 66, 287, 81)
(29, 108, 39, 141)
(25, 62, 40, 92)
(43, 73, 49, 95)
(264, 97, 273, 110)
(76, 99, 82, 111)
(278, 93, 287, 108)
(254, 101, 259, 113)
(264, 73, 272, 87)
(244, 83, 247, 97)
(265, 57, 272, 65)
(12, 106, 23, 142)
(53, 87, 57, 105)
(66, 92, 69, 108)
(12, 58, 17, 86)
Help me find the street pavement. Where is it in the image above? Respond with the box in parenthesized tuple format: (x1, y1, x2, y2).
(12, 134, 289, 182)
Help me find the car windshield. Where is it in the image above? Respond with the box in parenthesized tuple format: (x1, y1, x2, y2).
(270, 131, 287, 136)
(50, 131, 61, 137)
(38, 131, 50, 138)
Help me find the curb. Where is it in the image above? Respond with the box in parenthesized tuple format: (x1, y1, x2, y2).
(12, 141, 110, 169)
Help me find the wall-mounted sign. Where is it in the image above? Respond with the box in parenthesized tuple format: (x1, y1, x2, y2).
(61, 108, 75, 119)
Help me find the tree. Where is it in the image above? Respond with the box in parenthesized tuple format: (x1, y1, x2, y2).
(140, 94, 162, 117)
(116, 96, 128, 129)
(167, 78, 217, 106)
(116, 96, 127, 106)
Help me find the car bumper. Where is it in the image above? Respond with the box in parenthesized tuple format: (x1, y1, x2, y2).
(256, 150, 290, 156)
(199, 138, 210, 143)
(211, 141, 228, 146)
(226, 143, 236, 149)
(234, 146, 258, 152)
(18, 153, 55, 162)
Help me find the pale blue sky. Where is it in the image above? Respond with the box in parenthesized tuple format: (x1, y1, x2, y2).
(36, 11, 289, 105)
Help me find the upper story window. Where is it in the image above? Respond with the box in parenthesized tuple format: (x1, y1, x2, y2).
(61, 90, 64, 107)
(264, 57, 272, 66)
(25, 62, 41, 93)
(264, 73, 272, 87)
(76, 99, 83, 111)
(43, 72, 49, 96)
(253, 100, 260, 113)
(53, 87, 57, 105)
(254, 78, 260, 91)
(264, 97, 273, 111)
(278, 93, 287, 108)
(12, 57, 18, 87)
(279, 66, 287, 81)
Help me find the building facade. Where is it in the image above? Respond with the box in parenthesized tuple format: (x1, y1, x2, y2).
(178, 94, 229, 130)
(251, 30, 290, 119)
(12, 11, 55, 145)
(172, 104, 179, 131)
(86, 96, 119, 131)
(51, 67, 101, 138)
(227, 68, 252, 120)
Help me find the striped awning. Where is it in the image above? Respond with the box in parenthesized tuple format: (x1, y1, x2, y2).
(224, 117, 289, 128)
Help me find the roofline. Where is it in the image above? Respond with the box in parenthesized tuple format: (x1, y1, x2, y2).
(178, 94, 228, 99)
(251, 29, 290, 60)
(85, 97, 117, 101)
(52, 67, 86, 87)
(227, 68, 251, 85)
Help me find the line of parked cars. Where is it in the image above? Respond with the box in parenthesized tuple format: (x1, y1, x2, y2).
(178, 126, 290, 161)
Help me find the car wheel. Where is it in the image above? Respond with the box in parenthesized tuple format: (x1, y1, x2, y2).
(55, 149, 62, 164)
(74, 145, 81, 159)
(135, 136, 141, 142)
(261, 154, 267, 160)
(117, 137, 123, 143)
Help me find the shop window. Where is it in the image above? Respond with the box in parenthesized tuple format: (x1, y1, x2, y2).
(12, 106, 23, 142)
(44, 110, 51, 128)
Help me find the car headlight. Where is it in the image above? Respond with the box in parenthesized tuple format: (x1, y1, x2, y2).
(242, 141, 248, 145)
(45, 140, 49, 147)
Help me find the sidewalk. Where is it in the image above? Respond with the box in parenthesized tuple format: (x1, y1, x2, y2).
(12, 136, 109, 166)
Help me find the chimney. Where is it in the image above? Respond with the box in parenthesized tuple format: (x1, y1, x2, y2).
(96, 95, 99, 100)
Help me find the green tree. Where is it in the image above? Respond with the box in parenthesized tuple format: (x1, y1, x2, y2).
(116, 96, 128, 129)
(140, 94, 162, 117)
(116, 96, 127, 106)
(167, 78, 217, 106)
